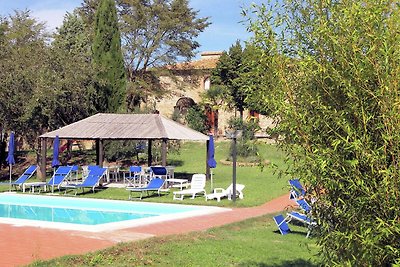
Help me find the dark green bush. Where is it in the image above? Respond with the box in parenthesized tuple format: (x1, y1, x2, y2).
(104, 140, 145, 163)
(104, 139, 181, 165)
(227, 117, 261, 161)
(185, 105, 209, 134)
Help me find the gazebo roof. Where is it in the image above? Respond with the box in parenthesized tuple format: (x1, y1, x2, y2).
(39, 113, 209, 141)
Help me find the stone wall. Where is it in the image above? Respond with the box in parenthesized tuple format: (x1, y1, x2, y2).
(154, 52, 275, 137)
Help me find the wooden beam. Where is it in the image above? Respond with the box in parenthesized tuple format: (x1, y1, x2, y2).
(100, 139, 104, 167)
(161, 138, 167, 166)
(147, 139, 152, 166)
(96, 139, 104, 167)
(38, 137, 47, 181)
(95, 139, 100, 165)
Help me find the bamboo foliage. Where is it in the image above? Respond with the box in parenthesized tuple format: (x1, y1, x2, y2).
(245, 0, 400, 265)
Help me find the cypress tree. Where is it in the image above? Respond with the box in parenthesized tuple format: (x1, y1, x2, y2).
(92, 0, 126, 112)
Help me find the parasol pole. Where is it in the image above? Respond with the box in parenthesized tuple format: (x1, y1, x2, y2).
(9, 164, 12, 192)
(210, 169, 213, 192)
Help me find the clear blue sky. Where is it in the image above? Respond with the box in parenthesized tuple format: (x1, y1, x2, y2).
(0, 0, 264, 57)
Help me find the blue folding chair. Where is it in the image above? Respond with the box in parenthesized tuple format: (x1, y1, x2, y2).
(149, 166, 168, 179)
(124, 166, 143, 187)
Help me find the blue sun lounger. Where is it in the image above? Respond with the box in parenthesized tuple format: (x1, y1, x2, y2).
(274, 211, 316, 238)
(22, 166, 73, 193)
(273, 214, 291, 235)
(10, 165, 38, 191)
(274, 198, 316, 238)
(289, 178, 306, 199)
(46, 166, 74, 193)
(126, 178, 165, 200)
(63, 167, 106, 195)
(286, 211, 316, 238)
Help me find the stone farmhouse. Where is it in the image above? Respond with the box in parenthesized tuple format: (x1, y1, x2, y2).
(153, 51, 274, 137)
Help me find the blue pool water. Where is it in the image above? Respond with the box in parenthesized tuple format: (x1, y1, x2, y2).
(0, 203, 154, 225)
(0, 194, 204, 226)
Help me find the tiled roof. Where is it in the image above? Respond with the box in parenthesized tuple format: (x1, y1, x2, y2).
(168, 52, 222, 70)
(168, 58, 219, 70)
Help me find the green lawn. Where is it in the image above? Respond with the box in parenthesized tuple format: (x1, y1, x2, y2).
(1, 140, 289, 207)
(166, 140, 290, 207)
(1, 140, 320, 266)
(29, 214, 319, 267)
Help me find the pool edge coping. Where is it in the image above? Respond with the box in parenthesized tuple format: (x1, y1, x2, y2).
(0, 192, 231, 232)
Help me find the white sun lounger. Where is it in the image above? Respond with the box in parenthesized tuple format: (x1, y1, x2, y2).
(173, 174, 206, 200)
(206, 183, 245, 202)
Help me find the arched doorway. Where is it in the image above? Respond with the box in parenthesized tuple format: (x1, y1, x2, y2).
(174, 97, 196, 115)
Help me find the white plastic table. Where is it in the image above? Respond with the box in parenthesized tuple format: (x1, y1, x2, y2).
(165, 178, 189, 190)
(23, 182, 47, 193)
(106, 166, 120, 183)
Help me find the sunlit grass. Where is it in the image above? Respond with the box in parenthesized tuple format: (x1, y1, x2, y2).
(1, 140, 320, 266)
(0, 140, 289, 207)
(30, 214, 319, 267)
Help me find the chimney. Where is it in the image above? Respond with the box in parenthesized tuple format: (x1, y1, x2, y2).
(200, 51, 223, 60)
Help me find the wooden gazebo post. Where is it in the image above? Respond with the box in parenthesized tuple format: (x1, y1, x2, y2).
(96, 139, 104, 167)
(39, 137, 47, 181)
(147, 139, 152, 166)
(161, 138, 167, 166)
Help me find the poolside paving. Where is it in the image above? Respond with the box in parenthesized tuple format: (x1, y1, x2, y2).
(0, 194, 293, 266)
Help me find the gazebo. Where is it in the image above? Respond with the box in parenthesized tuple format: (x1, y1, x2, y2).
(38, 113, 210, 179)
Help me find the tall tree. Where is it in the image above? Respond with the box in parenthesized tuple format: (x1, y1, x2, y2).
(0, 11, 48, 138)
(211, 41, 246, 118)
(40, 11, 96, 128)
(240, 43, 275, 116)
(118, 0, 209, 72)
(246, 0, 400, 265)
(0, 10, 98, 152)
(92, 0, 126, 112)
(201, 86, 229, 136)
(79, 0, 210, 109)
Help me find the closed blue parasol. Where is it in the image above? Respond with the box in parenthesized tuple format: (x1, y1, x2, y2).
(51, 135, 60, 168)
(207, 135, 217, 190)
(6, 132, 15, 191)
(207, 135, 217, 168)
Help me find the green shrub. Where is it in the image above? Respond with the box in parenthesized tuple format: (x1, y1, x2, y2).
(227, 117, 260, 140)
(171, 108, 182, 122)
(104, 140, 181, 165)
(185, 105, 209, 134)
(227, 117, 261, 161)
(104, 140, 145, 163)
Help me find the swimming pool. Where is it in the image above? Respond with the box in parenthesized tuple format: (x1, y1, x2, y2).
(0, 193, 229, 232)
